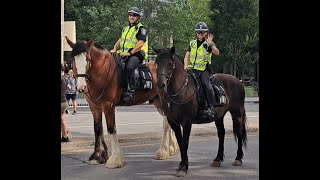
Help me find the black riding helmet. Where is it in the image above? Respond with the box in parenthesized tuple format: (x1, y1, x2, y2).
(128, 6, 142, 17)
(195, 22, 209, 33)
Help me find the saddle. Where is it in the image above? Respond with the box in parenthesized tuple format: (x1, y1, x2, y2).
(209, 75, 227, 106)
(114, 53, 153, 91)
(189, 72, 226, 110)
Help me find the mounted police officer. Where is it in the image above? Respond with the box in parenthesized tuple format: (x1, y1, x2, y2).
(183, 22, 220, 118)
(110, 6, 148, 103)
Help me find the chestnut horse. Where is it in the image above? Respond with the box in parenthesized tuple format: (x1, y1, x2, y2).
(154, 47, 248, 177)
(65, 37, 178, 168)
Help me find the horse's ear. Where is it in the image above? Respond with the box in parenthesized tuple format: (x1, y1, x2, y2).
(87, 38, 94, 47)
(65, 36, 75, 48)
(170, 46, 175, 55)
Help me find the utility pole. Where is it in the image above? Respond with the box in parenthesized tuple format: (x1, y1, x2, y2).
(61, 0, 64, 64)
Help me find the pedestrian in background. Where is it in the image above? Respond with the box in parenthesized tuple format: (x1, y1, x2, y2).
(61, 64, 72, 142)
(65, 69, 77, 115)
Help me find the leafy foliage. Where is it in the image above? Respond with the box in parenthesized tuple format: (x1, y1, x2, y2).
(209, 0, 259, 77)
(64, 0, 259, 78)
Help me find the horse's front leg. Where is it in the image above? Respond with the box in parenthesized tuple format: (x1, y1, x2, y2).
(166, 118, 189, 177)
(88, 107, 108, 164)
(175, 119, 192, 177)
(104, 105, 124, 168)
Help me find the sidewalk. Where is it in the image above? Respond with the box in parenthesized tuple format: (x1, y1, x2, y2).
(245, 97, 259, 103)
(62, 102, 259, 149)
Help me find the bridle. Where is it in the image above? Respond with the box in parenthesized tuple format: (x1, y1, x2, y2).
(72, 48, 116, 102)
(69, 52, 91, 83)
(157, 56, 197, 105)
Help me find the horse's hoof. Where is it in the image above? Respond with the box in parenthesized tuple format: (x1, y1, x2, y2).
(106, 155, 124, 168)
(232, 160, 242, 166)
(106, 163, 123, 169)
(175, 170, 187, 177)
(89, 159, 99, 165)
(155, 149, 169, 160)
(89, 152, 107, 164)
(210, 160, 222, 167)
(169, 145, 178, 155)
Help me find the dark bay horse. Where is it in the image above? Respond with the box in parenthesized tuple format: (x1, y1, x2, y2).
(65, 37, 178, 168)
(154, 47, 247, 177)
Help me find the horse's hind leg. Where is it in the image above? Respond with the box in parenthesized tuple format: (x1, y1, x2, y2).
(155, 115, 171, 160)
(104, 106, 124, 168)
(230, 108, 248, 166)
(155, 115, 179, 160)
(211, 116, 226, 167)
(153, 97, 178, 160)
(88, 107, 108, 165)
(168, 125, 178, 154)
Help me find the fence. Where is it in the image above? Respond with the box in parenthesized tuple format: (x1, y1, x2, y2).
(69, 93, 151, 107)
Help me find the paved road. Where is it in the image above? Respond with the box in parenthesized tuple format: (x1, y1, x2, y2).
(62, 99, 259, 179)
(62, 134, 259, 179)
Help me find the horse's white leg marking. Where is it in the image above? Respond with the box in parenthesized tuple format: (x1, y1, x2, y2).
(168, 125, 179, 154)
(106, 133, 124, 168)
(155, 115, 171, 160)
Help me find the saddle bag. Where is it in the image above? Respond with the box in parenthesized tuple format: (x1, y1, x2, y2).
(210, 76, 226, 105)
(138, 66, 152, 89)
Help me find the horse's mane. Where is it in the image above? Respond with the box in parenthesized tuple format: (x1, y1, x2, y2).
(71, 40, 106, 57)
(172, 54, 184, 67)
(94, 42, 105, 50)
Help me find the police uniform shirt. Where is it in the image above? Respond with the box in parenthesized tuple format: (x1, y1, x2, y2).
(129, 24, 147, 42)
(187, 39, 212, 52)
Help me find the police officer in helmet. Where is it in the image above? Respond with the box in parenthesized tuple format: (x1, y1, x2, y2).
(110, 6, 148, 103)
(183, 22, 220, 118)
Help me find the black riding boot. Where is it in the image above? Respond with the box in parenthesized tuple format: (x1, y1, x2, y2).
(202, 87, 216, 118)
(124, 76, 136, 103)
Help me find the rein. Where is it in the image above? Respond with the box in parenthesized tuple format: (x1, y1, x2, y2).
(160, 56, 197, 105)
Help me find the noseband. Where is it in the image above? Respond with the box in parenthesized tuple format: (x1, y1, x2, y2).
(73, 49, 116, 102)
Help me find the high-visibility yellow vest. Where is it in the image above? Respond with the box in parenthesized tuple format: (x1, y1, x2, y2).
(117, 23, 148, 60)
(188, 40, 212, 71)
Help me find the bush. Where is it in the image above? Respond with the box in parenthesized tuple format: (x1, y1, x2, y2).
(244, 86, 258, 97)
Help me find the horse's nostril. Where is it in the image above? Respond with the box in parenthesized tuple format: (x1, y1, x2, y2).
(158, 83, 166, 90)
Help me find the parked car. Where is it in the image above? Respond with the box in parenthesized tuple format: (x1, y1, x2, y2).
(242, 77, 255, 86)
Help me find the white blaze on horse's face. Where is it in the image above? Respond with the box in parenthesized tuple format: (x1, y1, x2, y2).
(74, 52, 88, 92)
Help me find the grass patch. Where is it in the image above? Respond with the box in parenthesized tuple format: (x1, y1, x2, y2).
(244, 86, 258, 97)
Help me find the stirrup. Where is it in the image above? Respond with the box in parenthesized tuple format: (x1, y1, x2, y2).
(202, 107, 214, 117)
(123, 91, 135, 102)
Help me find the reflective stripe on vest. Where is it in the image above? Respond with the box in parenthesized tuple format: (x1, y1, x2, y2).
(188, 40, 212, 71)
(117, 23, 148, 59)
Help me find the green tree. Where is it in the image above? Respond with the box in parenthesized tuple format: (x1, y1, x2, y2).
(64, 0, 258, 80)
(209, 0, 259, 78)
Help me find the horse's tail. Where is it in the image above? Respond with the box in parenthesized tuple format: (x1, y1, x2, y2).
(232, 108, 248, 149)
